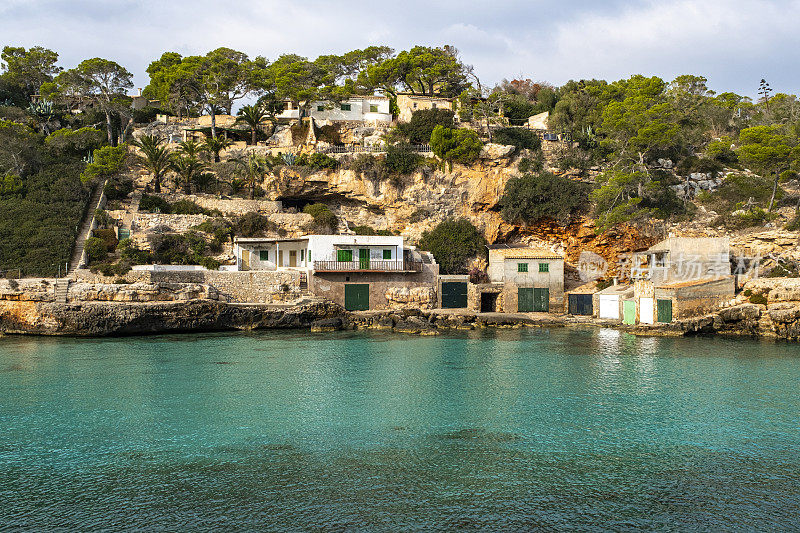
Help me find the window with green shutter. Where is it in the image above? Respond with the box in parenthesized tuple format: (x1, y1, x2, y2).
(300, 249, 305, 262)
(259, 250, 269, 262)
(370, 104, 379, 113)
(539, 263, 549, 273)
(383, 249, 392, 260)
(341, 103, 351, 111)
(317, 105, 324, 111)
(518, 263, 528, 273)
(337, 249, 353, 262)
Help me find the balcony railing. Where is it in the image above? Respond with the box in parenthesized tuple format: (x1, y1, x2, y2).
(313, 260, 423, 272)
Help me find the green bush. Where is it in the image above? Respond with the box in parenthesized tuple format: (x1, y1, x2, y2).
(518, 154, 544, 174)
(170, 199, 206, 215)
(348, 153, 390, 182)
(296, 152, 338, 171)
(395, 108, 455, 144)
(698, 173, 781, 219)
(84, 236, 108, 264)
(234, 212, 276, 237)
(676, 155, 723, 176)
(500, 172, 589, 224)
(419, 218, 486, 274)
(385, 143, 422, 174)
(749, 293, 768, 305)
(492, 128, 542, 151)
(118, 238, 150, 264)
(138, 194, 172, 213)
(0, 173, 25, 197)
(104, 178, 134, 201)
(92, 227, 118, 252)
(351, 225, 395, 236)
(80, 145, 126, 183)
(706, 137, 738, 165)
(147, 232, 219, 268)
(430, 125, 483, 169)
(132, 106, 169, 124)
(303, 203, 337, 233)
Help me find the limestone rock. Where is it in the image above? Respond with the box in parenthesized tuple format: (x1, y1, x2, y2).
(480, 143, 515, 160)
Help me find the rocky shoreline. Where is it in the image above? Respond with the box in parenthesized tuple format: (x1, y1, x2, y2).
(1, 297, 798, 340)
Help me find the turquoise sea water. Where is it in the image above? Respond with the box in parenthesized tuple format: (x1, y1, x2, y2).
(1, 328, 799, 530)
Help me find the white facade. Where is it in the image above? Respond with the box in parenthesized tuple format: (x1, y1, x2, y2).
(234, 235, 405, 272)
(310, 96, 392, 123)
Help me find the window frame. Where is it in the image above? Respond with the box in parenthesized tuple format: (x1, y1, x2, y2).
(340, 103, 352, 111)
(259, 250, 269, 262)
(337, 249, 353, 262)
(369, 104, 379, 113)
(382, 249, 392, 260)
(539, 262, 549, 273)
(517, 263, 528, 273)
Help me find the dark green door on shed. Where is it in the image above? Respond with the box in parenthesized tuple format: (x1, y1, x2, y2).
(344, 284, 369, 311)
(657, 299, 673, 323)
(568, 294, 593, 315)
(441, 282, 468, 308)
(518, 288, 534, 312)
(534, 288, 549, 312)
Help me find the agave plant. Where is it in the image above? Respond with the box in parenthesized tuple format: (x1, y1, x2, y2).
(281, 152, 297, 166)
(27, 99, 53, 118)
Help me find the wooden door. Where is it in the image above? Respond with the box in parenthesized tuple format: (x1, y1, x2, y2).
(518, 288, 534, 312)
(623, 300, 636, 325)
(344, 284, 369, 311)
(289, 250, 297, 267)
(657, 299, 673, 323)
(442, 282, 468, 308)
(534, 288, 549, 312)
(359, 248, 370, 269)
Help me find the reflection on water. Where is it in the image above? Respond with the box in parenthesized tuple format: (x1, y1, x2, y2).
(1, 329, 799, 529)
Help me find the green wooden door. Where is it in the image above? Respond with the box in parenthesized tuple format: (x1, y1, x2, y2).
(442, 282, 468, 308)
(344, 284, 369, 311)
(657, 299, 673, 323)
(518, 288, 534, 312)
(359, 248, 370, 269)
(118, 228, 130, 241)
(534, 288, 549, 312)
(623, 300, 636, 325)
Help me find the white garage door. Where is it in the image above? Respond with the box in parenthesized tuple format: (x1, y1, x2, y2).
(640, 297, 654, 324)
(598, 295, 619, 319)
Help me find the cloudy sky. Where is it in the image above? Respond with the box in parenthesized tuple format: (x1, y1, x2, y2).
(1, 0, 798, 97)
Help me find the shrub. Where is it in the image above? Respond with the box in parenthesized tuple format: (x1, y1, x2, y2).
(132, 106, 169, 124)
(296, 152, 338, 171)
(138, 194, 172, 213)
(194, 217, 234, 246)
(104, 178, 134, 201)
(170, 199, 206, 215)
(84, 236, 108, 264)
(118, 238, 150, 264)
(303, 203, 337, 233)
(469, 267, 489, 284)
(492, 128, 541, 151)
(676, 155, 723, 176)
(92, 227, 118, 251)
(80, 145, 126, 183)
(786, 210, 800, 231)
(234, 212, 275, 238)
(500, 172, 589, 224)
(706, 137, 738, 165)
(419, 218, 486, 274)
(385, 143, 422, 174)
(395, 108, 455, 144)
(349, 153, 389, 182)
(430, 126, 483, 169)
(518, 154, 544, 174)
(749, 293, 768, 305)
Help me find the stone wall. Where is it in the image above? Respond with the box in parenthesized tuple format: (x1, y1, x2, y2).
(655, 277, 736, 319)
(132, 213, 209, 234)
(159, 193, 282, 216)
(73, 268, 302, 304)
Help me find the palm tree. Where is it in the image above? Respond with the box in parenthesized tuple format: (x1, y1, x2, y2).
(236, 104, 270, 145)
(233, 152, 272, 199)
(176, 139, 204, 159)
(132, 134, 170, 193)
(203, 136, 233, 163)
(169, 154, 205, 194)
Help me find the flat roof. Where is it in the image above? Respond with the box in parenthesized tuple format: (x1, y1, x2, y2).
(492, 248, 563, 260)
(656, 276, 733, 289)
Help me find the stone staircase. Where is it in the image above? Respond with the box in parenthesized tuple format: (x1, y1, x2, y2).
(67, 183, 106, 274)
(54, 279, 71, 303)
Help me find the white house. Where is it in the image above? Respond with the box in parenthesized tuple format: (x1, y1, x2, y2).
(274, 96, 392, 124)
(234, 234, 406, 273)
